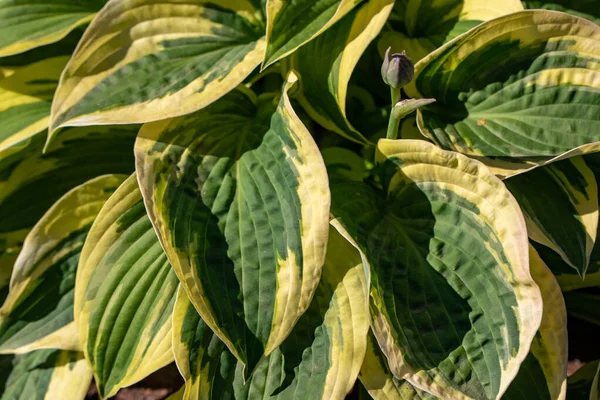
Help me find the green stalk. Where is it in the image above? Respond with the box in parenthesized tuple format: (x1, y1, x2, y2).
(386, 87, 402, 140)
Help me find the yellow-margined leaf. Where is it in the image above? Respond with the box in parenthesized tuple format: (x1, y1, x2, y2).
(379, 0, 523, 63)
(0, 125, 137, 298)
(409, 10, 600, 178)
(0, 0, 105, 57)
(0, 175, 126, 354)
(136, 72, 330, 378)
(172, 222, 369, 400)
(76, 174, 178, 399)
(263, 0, 362, 68)
(48, 0, 267, 137)
(0, 349, 92, 400)
(283, 0, 393, 145)
(359, 330, 437, 400)
(331, 139, 542, 400)
(504, 245, 568, 400)
(506, 156, 598, 276)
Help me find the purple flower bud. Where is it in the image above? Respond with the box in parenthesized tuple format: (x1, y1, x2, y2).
(381, 47, 414, 89)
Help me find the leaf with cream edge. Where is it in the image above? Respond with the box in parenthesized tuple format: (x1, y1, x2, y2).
(48, 0, 267, 136)
(172, 222, 369, 400)
(283, 0, 393, 145)
(0, 0, 105, 57)
(523, 1, 600, 25)
(0, 174, 125, 354)
(263, 0, 362, 68)
(75, 174, 178, 399)
(505, 156, 598, 276)
(0, 125, 137, 296)
(503, 245, 568, 400)
(409, 10, 600, 178)
(0, 55, 68, 153)
(0, 349, 93, 400)
(378, 0, 524, 63)
(359, 330, 438, 400)
(135, 72, 330, 378)
(330, 139, 542, 400)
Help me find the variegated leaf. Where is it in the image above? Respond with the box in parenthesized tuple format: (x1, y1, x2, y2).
(0, 0, 105, 57)
(505, 156, 598, 276)
(379, 0, 524, 63)
(567, 360, 600, 400)
(283, 0, 393, 145)
(75, 173, 178, 398)
(410, 10, 600, 178)
(0, 125, 137, 288)
(136, 73, 330, 377)
(49, 0, 266, 135)
(331, 139, 542, 400)
(523, 1, 600, 25)
(534, 242, 600, 292)
(263, 0, 362, 67)
(504, 245, 568, 400)
(0, 349, 92, 400)
(359, 330, 438, 400)
(0, 175, 125, 354)
(172, 222, 370, 400)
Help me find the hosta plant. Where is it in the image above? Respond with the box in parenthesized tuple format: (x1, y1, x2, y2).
(1, 0, 600, 399)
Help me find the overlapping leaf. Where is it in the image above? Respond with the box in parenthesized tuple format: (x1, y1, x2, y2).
(0, 0, 105, 57)
(534, 242, 600, 292)
(76, 174, 178, 398)
(410, 10, 600, 177)
(379, 0, 523, 62)
(0, 175, 125, 354)
(283, 0, 393, 145)
(331, 139, 542, 399)
(567, 360, 600, 400)
(504, 246, 568, 400)
(506, 156, 598, 276)
(136, 73, 330, 377)
(0, 349, 92, 400)
(263, 0, 362, 67)
(172, 222, 369, 400)
(49, 0, 267, 135)
(359, 330, 437, 400)
(523, 1, 600, 25)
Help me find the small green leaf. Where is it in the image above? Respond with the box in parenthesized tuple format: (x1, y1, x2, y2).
(135, 73, 330, 377)
(76, 174, 178, 398)
(0, 175, 125, 354)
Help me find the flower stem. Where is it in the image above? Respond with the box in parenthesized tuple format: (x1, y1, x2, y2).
(386, 87, 402, 140)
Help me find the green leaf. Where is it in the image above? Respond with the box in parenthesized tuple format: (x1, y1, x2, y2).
(322, 147, 366, 182)
(567, 360, 600, 400)
(283, 0, 393, 145)
(563, 291, 600, 327)
(331, 139, 543, 400)
(504, 245, 568, 400)
(172, 222, 370, 400)
(263, 0, 362, 67)
(0, 124, 137, 286)
(410, 10, 600, 178)
(0, 349, 92, 400)
(0, 0, 105, 57)
(523, 1, 600, 25)
(75, 173, 178, 398)
(534, 242, 600, 292)
(49, 0, 267, 136)
(359, 330, 438, 400)
(0, 174, 125, 354)
(135, 73, 330, 377)
(378, 0, 524, 63)
(506, 156, 598, 276)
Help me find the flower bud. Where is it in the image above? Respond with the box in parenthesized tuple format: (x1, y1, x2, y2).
(381, 47, 414, 89)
